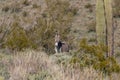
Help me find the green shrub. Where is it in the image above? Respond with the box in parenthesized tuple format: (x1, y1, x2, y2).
(0, 62, 9, 80)
(5, 22, 36, 50)
(69, 39, 120, 76)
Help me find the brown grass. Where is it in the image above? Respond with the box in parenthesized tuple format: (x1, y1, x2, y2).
(6, 50, 49, 80)
(1, 50, 108, 80)
(0, 0, 120, 79)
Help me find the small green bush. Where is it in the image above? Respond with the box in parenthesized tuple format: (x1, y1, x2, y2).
(5, 22, 36, 50)
(69, 39, 120, 76)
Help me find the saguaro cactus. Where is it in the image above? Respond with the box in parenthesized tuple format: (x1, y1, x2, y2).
(96, 0, 106, 44)
(104, 0, 114, 56)
(96, 0, 114, 56)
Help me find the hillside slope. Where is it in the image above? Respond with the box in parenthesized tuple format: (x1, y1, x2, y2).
(0, 0, 120, 54)
(70, 0, 120, 55)
(70, 0, 96, 47)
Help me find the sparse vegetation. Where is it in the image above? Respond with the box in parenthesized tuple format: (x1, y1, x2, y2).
(87, 21, 96, 32)
(22, 11, 28, 17)
(23, 0, 30, 6)
(85, 3, 93, 12)
(0, 0, 77, 53)
(11, 7, 21, 13)
(113, 0, 120, 17)
(32, 4, 39, 8)
(0, 50, 114, 80)
(0, 0, 120, 80)
(69, 39, 120, 79)
(88, 38, 96, 42)
(2, 6, 9, 12)
(5, 22, 36, 50)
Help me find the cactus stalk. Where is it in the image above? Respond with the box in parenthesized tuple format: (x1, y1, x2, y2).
(96, 0, 107, 44)
(96, 0, 114, 56)
(104, 0, 114, 56)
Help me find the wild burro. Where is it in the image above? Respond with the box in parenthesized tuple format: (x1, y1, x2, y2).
(55, 32, 69, 53)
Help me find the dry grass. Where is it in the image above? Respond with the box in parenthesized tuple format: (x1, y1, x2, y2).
(0, 50, 119, 80)
(6, 50, 49, 80)
(0, 0, 120, 80)
(0, 50, 109, 80)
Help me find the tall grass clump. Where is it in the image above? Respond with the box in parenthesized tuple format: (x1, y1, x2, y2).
(4, 50, 52, 80)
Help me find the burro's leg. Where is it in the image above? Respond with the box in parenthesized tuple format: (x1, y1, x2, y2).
(57, 46, 60, 53)
(55, 46, 58, 53)
(55, 42, 59, 53)
(59, 47, 62, 53)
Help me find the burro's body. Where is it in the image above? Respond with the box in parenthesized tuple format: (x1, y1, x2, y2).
(61, 42, 69, 52)
(54, 33, 69, 53)
(55, 41, 69, 53)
